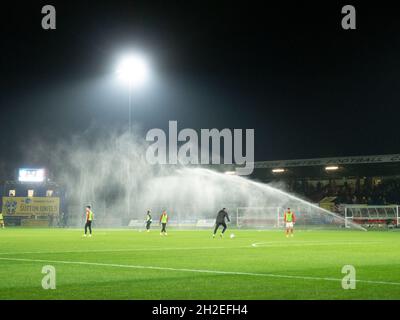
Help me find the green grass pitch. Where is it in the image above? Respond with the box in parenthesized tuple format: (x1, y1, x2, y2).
(0, 228, 399, 299)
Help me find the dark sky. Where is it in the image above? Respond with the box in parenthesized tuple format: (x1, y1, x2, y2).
(1, 1, 400, 176)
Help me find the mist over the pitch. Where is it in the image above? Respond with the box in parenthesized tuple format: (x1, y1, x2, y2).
(48, 128, 267, 222)
(35, 128, 356, 228)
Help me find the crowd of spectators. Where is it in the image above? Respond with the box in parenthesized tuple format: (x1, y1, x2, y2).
(286, 178, 400, 205)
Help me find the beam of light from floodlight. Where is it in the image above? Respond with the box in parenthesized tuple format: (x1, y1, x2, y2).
(272, 168, 285, 173)
(116, 54, 150, 88)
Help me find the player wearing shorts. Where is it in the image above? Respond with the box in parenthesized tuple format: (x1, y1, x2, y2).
(284, 208, 296, 237)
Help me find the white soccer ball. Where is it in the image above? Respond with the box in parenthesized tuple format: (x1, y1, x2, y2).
(230, 233, 235, 239)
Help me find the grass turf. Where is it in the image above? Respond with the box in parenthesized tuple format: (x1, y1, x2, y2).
(0, 228, 399, 299)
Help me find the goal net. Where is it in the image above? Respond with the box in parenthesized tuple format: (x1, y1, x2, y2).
(344, 205, 399, 229)
(236, 207, 281, 229)
(236, 205, 347, 230)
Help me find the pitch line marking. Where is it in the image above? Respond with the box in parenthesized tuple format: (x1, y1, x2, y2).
(251, 240, 385, 247)
(0, 256, 400, 287)
(0, 246, 238, 256)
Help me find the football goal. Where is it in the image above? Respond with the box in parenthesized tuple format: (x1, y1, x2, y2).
(236, 205, 347, 229)
(236, 207, 281, 229)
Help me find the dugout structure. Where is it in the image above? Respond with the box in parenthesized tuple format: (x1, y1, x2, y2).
(344, 205, 399, 228)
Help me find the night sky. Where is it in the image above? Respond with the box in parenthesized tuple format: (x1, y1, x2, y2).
(1, 1, 400, 178)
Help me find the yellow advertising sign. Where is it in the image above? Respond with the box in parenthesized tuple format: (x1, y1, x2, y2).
(319, 196, 337, 213)
(2, 197, 60, 216)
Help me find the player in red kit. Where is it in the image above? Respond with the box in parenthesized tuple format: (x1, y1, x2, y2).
(284, 208, 296, 237)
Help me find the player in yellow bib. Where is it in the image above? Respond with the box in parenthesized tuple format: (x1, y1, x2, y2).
(160, 210, 168, 236)
(84, 205, 94, 237)
(0, 212, 4, 229)
(284, 208, 296, 237)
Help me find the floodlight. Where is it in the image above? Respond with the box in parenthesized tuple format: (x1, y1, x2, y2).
(116, 54, 150, 87)
(325, 166, 339, 171)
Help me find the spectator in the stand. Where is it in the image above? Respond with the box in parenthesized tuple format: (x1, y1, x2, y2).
(361, 196, 367, 204)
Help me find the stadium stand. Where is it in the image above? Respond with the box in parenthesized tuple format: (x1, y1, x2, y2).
(218, 154, 400, 212)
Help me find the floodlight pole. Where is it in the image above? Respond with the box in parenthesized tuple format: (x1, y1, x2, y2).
(127, 81, 133, 218)
(129, 81, 132, 135)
